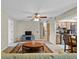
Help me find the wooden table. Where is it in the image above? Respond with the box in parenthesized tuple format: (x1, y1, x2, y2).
(22, 41, 44, 53)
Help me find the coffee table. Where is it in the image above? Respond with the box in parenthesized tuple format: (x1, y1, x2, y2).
(22, 41, 44, 53)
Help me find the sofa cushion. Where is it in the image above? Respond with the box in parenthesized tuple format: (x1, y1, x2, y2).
(14, 54, 52, 59)
(1, 52, 77, 59)
(52, 53, 77, 59)
(1, 54, 14, 59)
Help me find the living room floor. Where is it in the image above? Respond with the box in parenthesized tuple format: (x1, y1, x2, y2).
(3, 41, 64, 53)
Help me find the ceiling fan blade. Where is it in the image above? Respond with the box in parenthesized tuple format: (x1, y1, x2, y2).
(26, 16, 32, 18)
(40, 16, 47, 18)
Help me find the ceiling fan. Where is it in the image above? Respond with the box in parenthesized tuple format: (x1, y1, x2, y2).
(26, 13, 47, 21)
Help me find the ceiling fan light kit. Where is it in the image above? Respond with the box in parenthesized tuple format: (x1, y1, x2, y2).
(34, 18, 39, 21)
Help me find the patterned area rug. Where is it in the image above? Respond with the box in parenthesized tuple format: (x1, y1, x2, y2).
(3, 43, 53, 53)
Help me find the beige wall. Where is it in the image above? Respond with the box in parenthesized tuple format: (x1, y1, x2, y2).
(49, 19, 56, 44)
(14, 20, 41, 40)
(1, 9, 8, 51)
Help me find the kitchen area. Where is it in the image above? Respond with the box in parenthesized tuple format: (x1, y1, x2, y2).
(56, 19, 77, 52)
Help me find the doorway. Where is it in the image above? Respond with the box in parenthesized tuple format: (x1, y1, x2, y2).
(40, 22, 50, 41)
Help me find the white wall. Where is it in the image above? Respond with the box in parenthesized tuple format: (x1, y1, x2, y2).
(1, 9, 8, 51)
(14, 20, 40, 40)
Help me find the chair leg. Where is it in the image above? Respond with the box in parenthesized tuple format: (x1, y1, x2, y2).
(71, 45, 73, 53)
(64, 44, 66, 52)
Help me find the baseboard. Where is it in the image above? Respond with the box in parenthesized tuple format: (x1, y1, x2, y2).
(1, 46, 8, 51)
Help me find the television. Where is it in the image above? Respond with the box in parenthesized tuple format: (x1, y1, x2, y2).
(25, 31, 32, 35)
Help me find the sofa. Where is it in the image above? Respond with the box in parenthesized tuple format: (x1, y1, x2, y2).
(1, 52, 77, 59)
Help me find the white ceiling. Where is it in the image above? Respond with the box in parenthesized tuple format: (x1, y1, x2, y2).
(2, 0, 77, 20)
